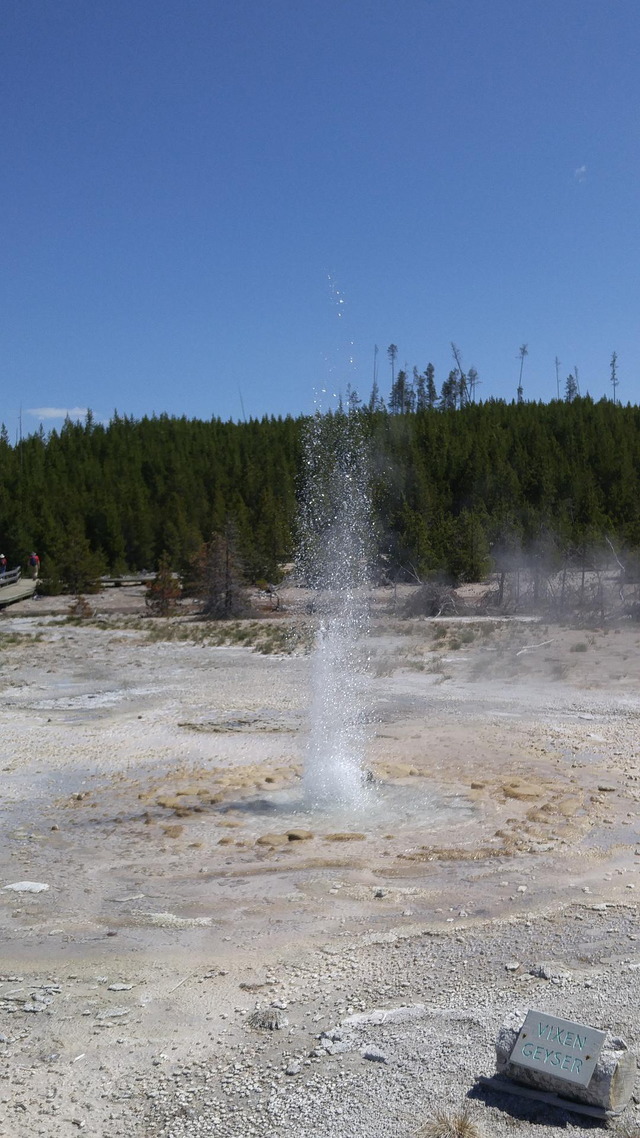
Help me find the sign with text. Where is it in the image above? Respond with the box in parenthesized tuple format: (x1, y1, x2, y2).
(510, 1010, 606, 1088)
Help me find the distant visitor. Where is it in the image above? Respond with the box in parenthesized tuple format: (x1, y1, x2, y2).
(28, 551, 40, 579)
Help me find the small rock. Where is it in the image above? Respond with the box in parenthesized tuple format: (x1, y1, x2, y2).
(529, 962, 571, 981)
(4, 881, 50, 893)
(361, 1047, 387, 1063)
(505, 962, 520, 972)
(107, 984, 134, 991)
(343, 1005, 426, 1027)
(285, 1061, 301, 1075)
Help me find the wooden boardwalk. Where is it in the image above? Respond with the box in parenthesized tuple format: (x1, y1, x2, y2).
(99, 573, 156, 588)
(0, 569, 37, 608)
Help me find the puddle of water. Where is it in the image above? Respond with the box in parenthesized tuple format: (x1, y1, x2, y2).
(223, 781, 476, 835)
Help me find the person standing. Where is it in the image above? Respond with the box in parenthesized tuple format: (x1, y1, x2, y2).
(28, 551, 40, 579)
(0, 554, 7, 574)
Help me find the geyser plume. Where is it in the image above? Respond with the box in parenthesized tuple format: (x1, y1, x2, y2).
(299, 411, 373, 809)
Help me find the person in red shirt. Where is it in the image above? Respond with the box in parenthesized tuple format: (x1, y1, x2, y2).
(28, 551, 40, 579)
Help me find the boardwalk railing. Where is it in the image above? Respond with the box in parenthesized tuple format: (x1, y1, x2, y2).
(0, 566, 23, 588)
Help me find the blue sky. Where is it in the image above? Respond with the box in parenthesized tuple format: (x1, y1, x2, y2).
(1, 0, 639, 439)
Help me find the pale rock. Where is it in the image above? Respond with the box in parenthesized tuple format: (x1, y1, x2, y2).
(361, 1047, 387, 1063)
(529, 962, 572, 981)
(4, 881, 49, 893)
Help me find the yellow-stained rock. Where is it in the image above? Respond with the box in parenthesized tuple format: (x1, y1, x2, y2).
(323, 832, 366, 842)
(502, 781, 543, 800)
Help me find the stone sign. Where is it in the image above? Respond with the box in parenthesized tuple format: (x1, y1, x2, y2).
(510, 1009, 606, 1088)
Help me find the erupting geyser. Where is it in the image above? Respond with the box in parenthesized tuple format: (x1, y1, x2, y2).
(299, 411, 373, 810)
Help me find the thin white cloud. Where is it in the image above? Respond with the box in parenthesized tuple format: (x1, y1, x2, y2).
(27, 406, 89, 420)
(574, 164, 587, 182)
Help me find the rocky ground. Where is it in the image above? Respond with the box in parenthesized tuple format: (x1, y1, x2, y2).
(0, 586, 638, 1137)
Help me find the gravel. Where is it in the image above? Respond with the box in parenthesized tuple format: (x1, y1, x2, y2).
(106, 904, 640, 1138)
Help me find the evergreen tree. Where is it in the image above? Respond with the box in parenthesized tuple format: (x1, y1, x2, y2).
(47, 517, 105, 594)
(387, 343, 398, 388)
(346, 384, 361, 412)
(413, 368, 426, 412)
(389, 369, 414, 414)
(145, 552, 182, 616)
(440, 371, 460, 410)
(425, 363, 437, 409)
(565, 373, 578, 402)
(368, 378, 385, 413)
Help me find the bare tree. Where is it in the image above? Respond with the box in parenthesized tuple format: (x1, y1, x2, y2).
(517, 344, 528, 403)
(610, 351, 619, 404)
(451, 343, 469, 406)
(195, 526, 248, 619)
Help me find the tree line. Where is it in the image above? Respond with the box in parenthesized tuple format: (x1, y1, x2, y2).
(1, 395, 640, 591)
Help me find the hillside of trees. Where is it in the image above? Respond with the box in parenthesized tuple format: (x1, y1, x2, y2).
(1, 394, 640, 591)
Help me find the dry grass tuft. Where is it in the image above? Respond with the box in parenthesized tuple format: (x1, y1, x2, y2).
(416, 1106, 481, 1138)
(67, 594, 93, 620)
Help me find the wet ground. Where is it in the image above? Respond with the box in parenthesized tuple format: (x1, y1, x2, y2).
(1, 597, 639, 965)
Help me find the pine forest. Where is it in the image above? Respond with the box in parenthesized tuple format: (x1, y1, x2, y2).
(1, 394, 640, 594)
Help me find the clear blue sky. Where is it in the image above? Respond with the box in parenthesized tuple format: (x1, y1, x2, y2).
(2, 0, 639, 439)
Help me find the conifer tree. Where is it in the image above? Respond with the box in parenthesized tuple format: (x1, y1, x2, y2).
(440, 371, 459, 410)
(387, 343, 398, 387)
(146, 553, 182, 616)
(425, 363, 437, 409)
(565, 373, 578, 402)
